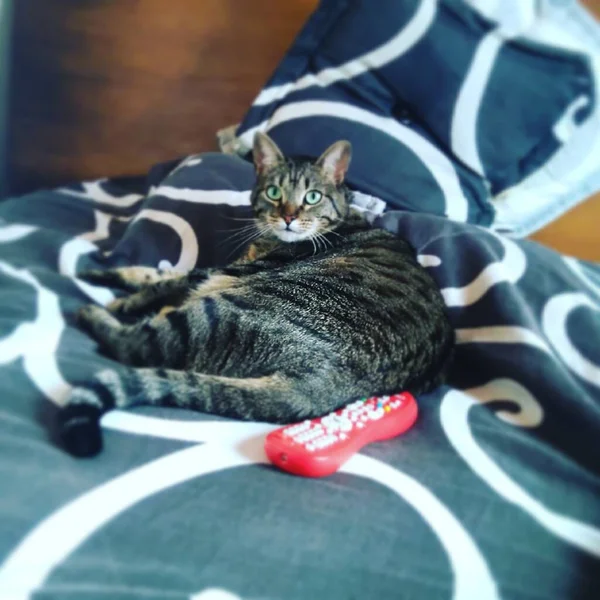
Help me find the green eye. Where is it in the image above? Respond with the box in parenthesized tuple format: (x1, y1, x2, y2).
(265, 185, 282, 201)
(304, 190, 323, 205)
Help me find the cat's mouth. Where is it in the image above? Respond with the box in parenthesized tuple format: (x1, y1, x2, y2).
(270, 219, 317, 243)
(274, 229, 314, 242)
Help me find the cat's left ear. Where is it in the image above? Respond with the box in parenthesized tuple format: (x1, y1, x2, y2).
(317, 140, 352, 185)
(253, 131, 284, 175)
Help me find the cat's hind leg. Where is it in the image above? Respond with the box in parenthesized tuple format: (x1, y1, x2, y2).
(76, 304, 177, 367)
(59, 367, 323, 457)
(106, 276, 194, 318)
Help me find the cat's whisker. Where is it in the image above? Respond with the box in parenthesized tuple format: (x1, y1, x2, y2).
(226, 235, 262, 261)
(217, 221, 257, 231)
(216, 225, 256, 237)
(224, 226, 262, 250)
(312, 232, 327, 254)
(242, 223, 270, 244)
(222, 216, 257, 222)
(316, 233, 326, 254)
(217, 223, 261, 247)
(225, 226, 268, 260)
(325, 228, 346, 242)
(219, 224, 259, 237)
(316, 232, 333, 251)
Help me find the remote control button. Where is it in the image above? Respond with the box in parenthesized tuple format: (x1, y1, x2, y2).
(339, 419, 352, 432)
(369, 408, 385, 420)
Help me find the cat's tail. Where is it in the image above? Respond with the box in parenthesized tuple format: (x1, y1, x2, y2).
(59, 367, 309, 458)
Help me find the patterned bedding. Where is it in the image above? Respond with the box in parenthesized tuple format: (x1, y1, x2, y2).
(0, 153, 599, 599)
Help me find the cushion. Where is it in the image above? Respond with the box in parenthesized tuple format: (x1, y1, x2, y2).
(229, 0, 596, 230)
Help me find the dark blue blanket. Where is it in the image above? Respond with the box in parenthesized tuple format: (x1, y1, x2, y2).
(0, 153, 598, 599)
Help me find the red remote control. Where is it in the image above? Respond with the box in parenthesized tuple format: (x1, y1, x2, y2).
(264, 393, 418, 478)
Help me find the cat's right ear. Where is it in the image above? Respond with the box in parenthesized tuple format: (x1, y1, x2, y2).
(253, 132, 284, 175)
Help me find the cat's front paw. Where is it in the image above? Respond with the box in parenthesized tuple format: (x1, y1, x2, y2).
(75, 304, 114, 333)
(78, 268, 122, 287)
(76, 303, 96, 322)
(106, 297, 127, 314)
(79, 268, 141, 292)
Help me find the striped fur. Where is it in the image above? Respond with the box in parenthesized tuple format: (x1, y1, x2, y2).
(60, 135, 454, 457)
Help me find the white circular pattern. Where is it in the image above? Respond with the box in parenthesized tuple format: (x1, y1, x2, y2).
(60, 180, 144, 208)
(59, 237, 115, 306)
(250, 0, 437, 107)
(0, 224, 37, 243)
(341, 454, 499, 600)
(440, 382, 600, 557)
(0, 415, 497, 599)
(542, 292, 600, 389)
(563, 256, 600, 299)
(441, 232, 526, 307)
(133, 209, 199, 272)
(0, 261, 72, 406)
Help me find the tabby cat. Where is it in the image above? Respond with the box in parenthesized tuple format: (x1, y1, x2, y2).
(60, 132, 454, 457)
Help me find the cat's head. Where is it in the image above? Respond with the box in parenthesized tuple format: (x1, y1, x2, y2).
(251, 132, 352, 243)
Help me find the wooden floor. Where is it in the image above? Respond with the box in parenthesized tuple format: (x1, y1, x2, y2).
(6, 0, 600, 261)
(526, 0, 600, 261)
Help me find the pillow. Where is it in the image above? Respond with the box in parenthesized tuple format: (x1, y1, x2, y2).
(482, 0, 600, 237)
(230, 0, 596, 229)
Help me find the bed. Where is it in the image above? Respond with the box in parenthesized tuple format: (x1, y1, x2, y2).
(1, 1, 599, 599)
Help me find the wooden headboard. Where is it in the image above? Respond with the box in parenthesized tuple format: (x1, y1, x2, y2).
(6, 0, 600, 260)
(7, 0, 319, 193)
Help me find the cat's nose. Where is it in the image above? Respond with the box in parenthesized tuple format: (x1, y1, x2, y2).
(283, 215, 296, 225)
